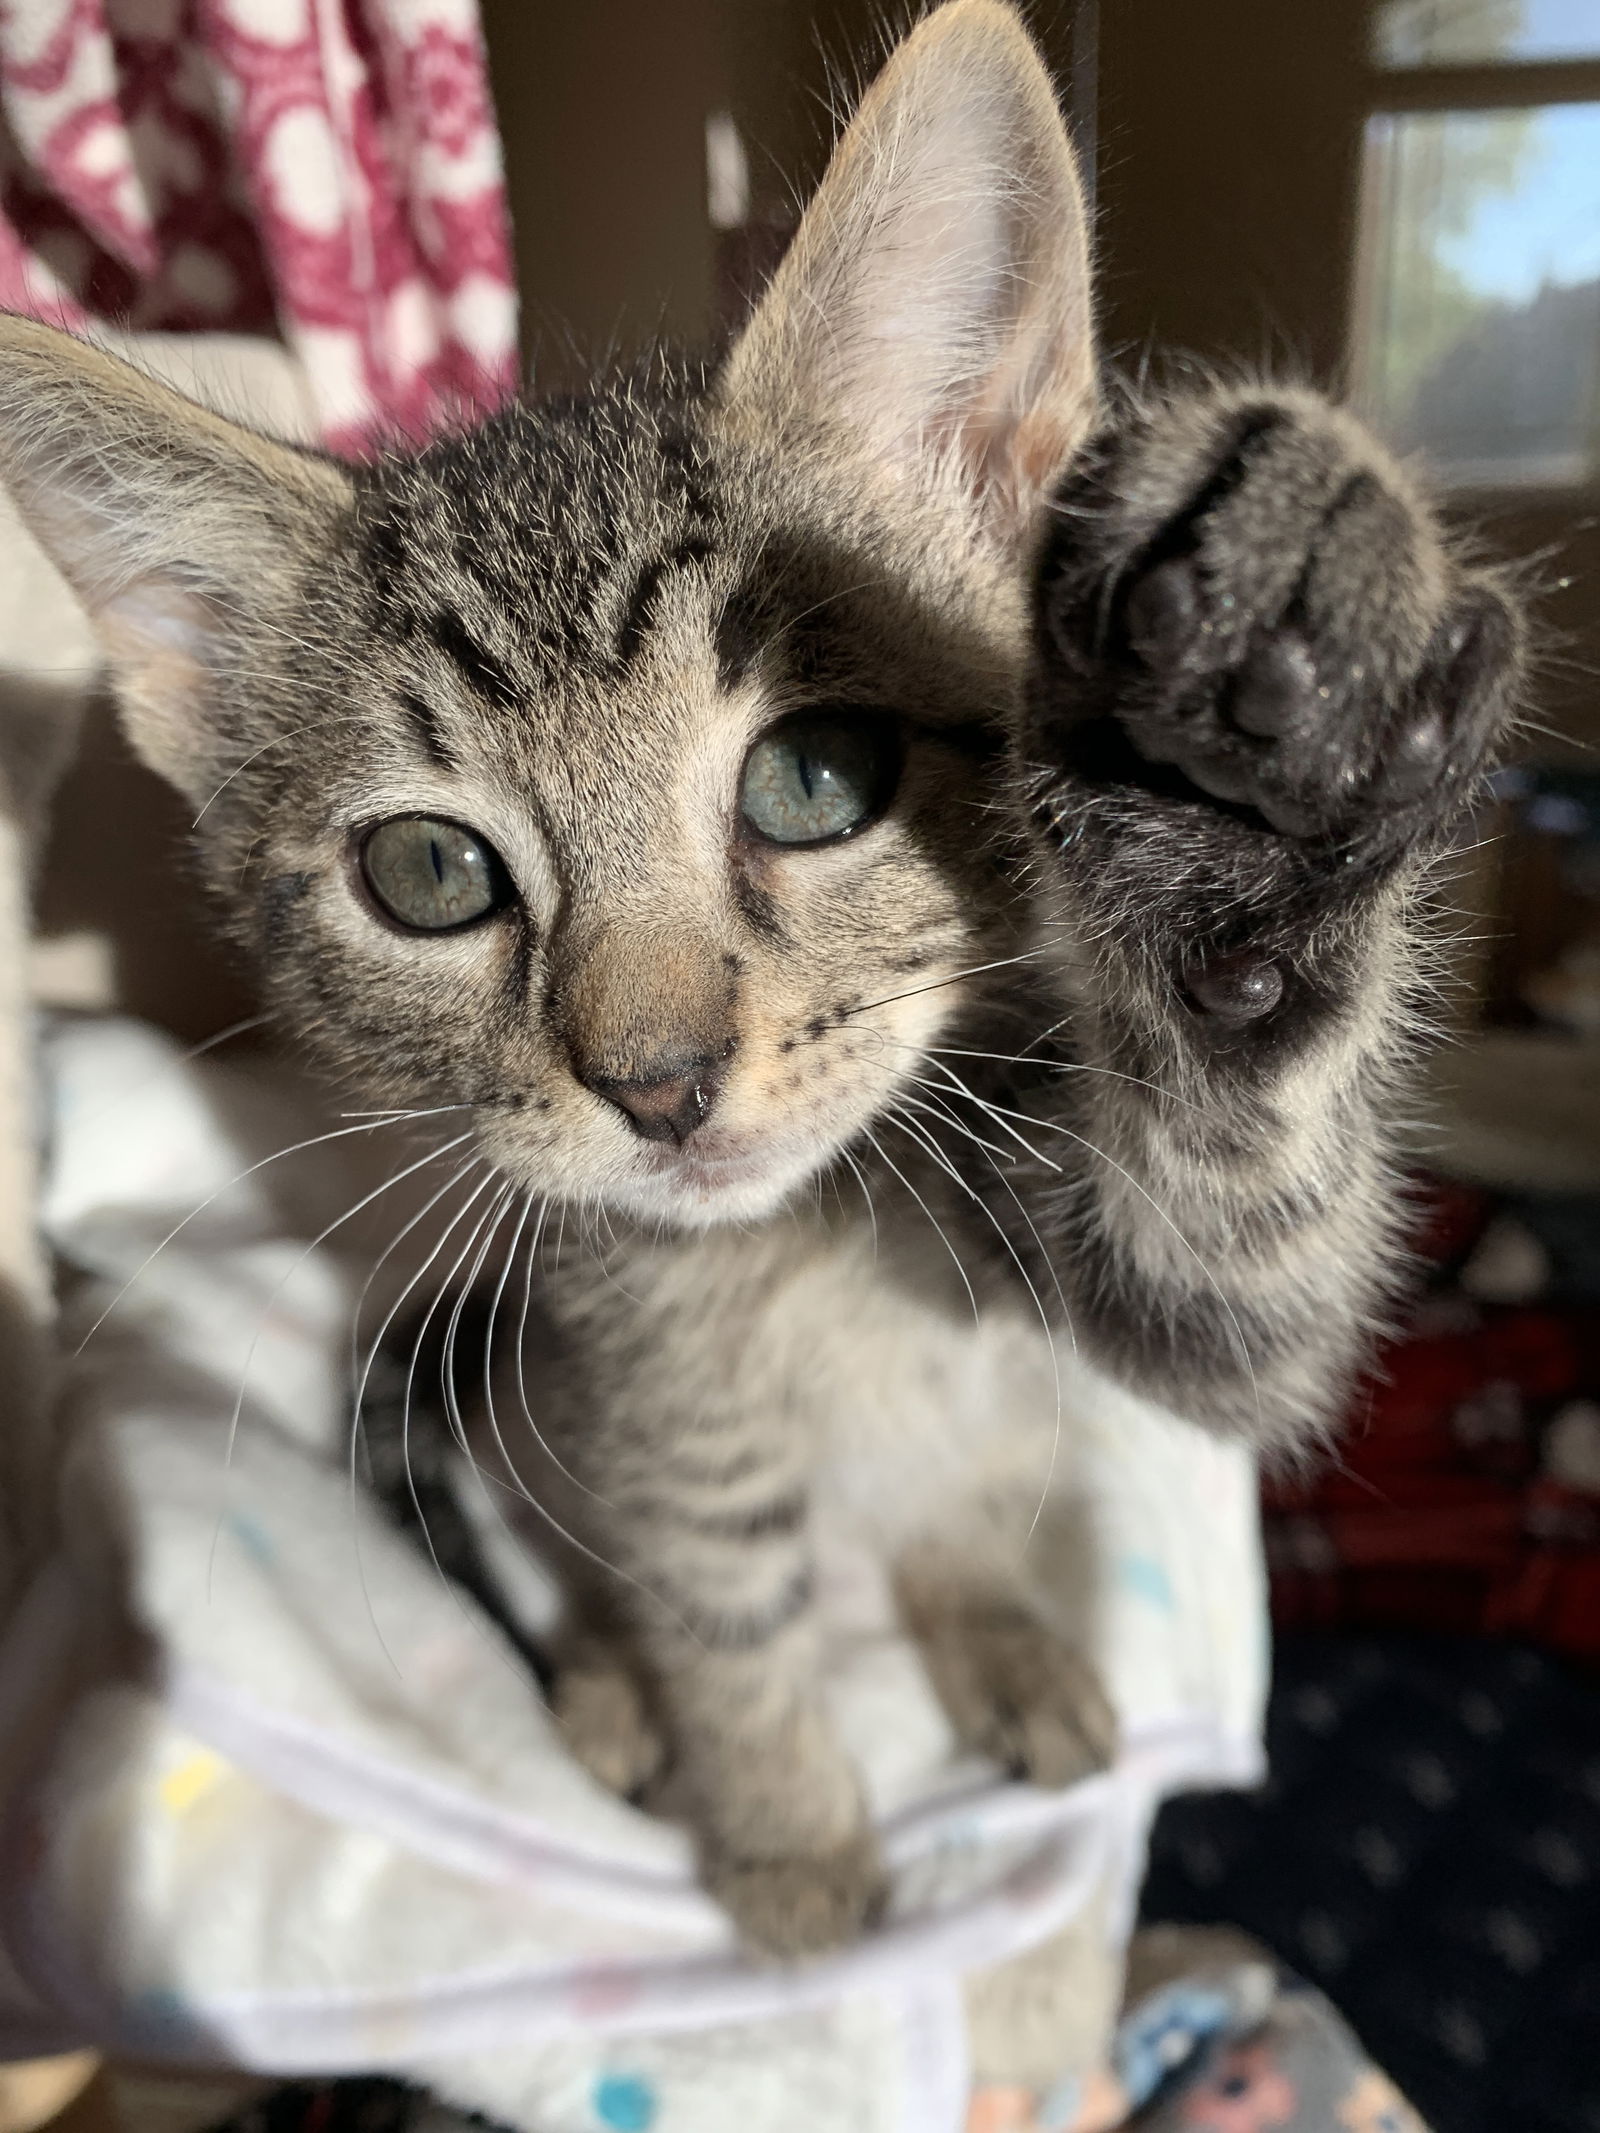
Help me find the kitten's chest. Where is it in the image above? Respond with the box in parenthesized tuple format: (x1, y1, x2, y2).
(785, 1234, 1075, 1550)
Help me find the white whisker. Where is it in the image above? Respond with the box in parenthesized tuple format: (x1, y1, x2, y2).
(507, 1197, 615, 1506)
(77, 1105, 475, 1354)
(836, 1145, 879, 1260)
(395, 1182, 515, 1593)
(481, 1193, 689, 1621)
(193, 714, 374, 823)
(220, 1128, 475, 1477)
(847, 947, 1045, 1019)
(860, 1124, 980, 1326)
(347, 1165, 501, 1482)
(924, 1042, 1206, 1113)
(965, 1094, 1264, 1431)
(878, 1100, 1070, 1553)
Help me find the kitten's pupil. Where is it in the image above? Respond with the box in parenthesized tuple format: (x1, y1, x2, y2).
(740, 712, 897, 848)
(360, 815, 507, 932)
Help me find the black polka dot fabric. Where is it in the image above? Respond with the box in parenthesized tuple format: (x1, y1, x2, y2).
(1142, 1634, 1600, 2133)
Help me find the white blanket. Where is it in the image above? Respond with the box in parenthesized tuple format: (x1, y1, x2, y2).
(0, 1016, 1267, 2133)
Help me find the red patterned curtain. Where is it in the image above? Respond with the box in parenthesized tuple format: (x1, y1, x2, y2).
(0, 0, 518, 451)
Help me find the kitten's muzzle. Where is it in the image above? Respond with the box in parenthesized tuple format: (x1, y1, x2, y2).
(581, 1053, 726, 1145)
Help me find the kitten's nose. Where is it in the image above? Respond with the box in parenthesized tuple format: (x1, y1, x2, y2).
(582, 1055, 724, 1144)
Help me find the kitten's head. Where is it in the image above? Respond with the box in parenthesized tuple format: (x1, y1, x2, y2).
(0, 0, 1095, 1229)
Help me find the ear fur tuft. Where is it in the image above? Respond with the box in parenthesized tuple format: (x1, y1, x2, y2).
(0, 314, 350, 805)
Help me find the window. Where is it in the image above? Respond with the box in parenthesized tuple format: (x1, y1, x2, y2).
(1354, 2, 1600, 487)
(1376, 0, 1600, 67)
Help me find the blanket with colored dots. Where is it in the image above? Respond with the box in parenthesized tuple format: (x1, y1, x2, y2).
(161, 1936, 1433, 2133)
(0, 1014, 1270, 2133)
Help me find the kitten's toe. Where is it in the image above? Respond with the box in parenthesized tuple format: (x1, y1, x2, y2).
(1123, 555, 1206, 672)
(553, 1650, 666, 1801)
(1031, 395, 1523, 866)
(1114, 567, 1372, 843)
(703, 1826, 887, 1959)
(1373, 584, 1519, 815)
(917, 1603, 1118, 1788)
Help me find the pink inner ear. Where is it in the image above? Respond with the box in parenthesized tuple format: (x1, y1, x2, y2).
(951, 369, 1096, 553)
(719, 8, 1095, 557)
(95, 575, 225, 804)
(103, 573, 218, 656)
(99, 589, 214, 704)
(1011, 399, 1094, 502)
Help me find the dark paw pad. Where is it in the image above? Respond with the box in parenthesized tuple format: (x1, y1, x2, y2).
(1182, 952, 1284, 1023)
(1032, 400, 1523, 863)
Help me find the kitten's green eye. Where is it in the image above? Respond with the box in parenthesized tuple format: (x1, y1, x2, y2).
(360, 816, 509, 932)
(740, 713, 898, 847)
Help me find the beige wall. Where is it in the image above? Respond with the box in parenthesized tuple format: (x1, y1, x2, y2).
(478, 0, 723, 382)
(478, 3, 1093, 366)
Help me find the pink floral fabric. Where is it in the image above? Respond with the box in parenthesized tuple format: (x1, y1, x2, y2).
(0, 0, 518, 451)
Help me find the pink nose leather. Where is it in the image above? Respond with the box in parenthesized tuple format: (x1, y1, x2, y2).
(582, 1058, 723, 1144)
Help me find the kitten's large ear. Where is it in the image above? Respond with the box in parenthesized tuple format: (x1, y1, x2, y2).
(719, 0, 1095, 553)
(0, 314, 351, 807)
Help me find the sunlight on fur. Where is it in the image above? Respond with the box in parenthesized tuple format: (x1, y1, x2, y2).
(0, 0, 1523, 1960)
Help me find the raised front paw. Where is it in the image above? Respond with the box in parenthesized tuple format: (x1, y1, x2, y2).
(1027, 389, 1523, 864)
(912, 1600, 1118, 1788)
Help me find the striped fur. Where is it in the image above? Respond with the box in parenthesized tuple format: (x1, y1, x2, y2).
(0, 1, 1521, 1956)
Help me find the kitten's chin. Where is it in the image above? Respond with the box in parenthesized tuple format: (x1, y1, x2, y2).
(608, 1135, 834, 1230)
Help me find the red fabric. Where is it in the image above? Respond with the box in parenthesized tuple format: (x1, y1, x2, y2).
(0, 0, 517, 450)
(1265, 1179, 1600, 1664)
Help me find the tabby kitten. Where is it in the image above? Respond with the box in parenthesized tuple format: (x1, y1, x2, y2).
(0, 0, 1519, 1958)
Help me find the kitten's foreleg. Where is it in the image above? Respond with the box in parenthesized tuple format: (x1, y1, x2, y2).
(1020, 386, 1522, 1446)
(558, 1387, 884, 1957)
(897, 1558, 1117, 1786)
(645, 1607, 884, 1956)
